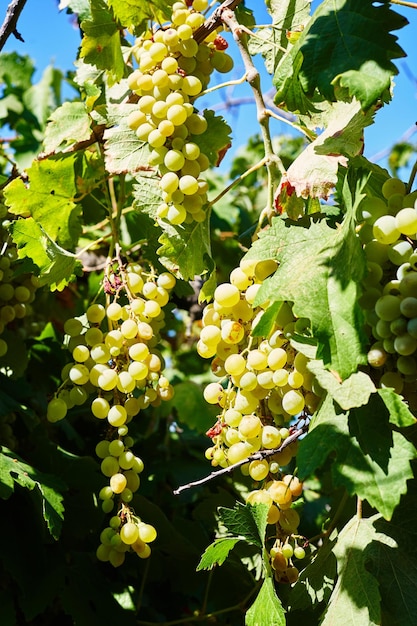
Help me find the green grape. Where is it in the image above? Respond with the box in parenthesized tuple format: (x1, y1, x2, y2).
(382, 177, 406, 199)
(47, 397, 68, 422)
(373, 215, 400, 245)
(138, 522, 157, 543)
(395, 208, 417, 235)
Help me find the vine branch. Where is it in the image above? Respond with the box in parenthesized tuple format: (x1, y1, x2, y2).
(193, 0, 243, 44)
(219, 7, 285, 226)
(173, 422, 308, 495)
(0, 0, 27, 52)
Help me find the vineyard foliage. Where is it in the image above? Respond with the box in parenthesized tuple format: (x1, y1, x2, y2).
(1, 0, 417, 624)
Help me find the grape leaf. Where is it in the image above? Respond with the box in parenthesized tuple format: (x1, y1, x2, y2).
(197, 537, 240, 571)
(307, 360, 376, 410)
(192, 110, 232, 167)
(104, 103, 153, 175)
(377, 387, 417, 428)
(163, 381, 218, 434)
(0, 448, 65, 539)
(298, 396, 416, 520)
(321, 516, 381, 626)
(157, 210, 212, 280)
(0, 51, 35, 89)
(244, 177, 367, 379)
(43, 102, 92, 155)
(80, 0, 124, 85)
(132, 174, 162, 217)
(274, 0, 407, 112)
(368, 488, 417, 626)
(218, 502, 268, 549)
(10, 218, 82, 290)
(58, 0, 91, 20)
(246, 577, 286, 626)
(3, 155, 82, 250)
(289, 532, 337, 610)
(248, 0, 311, 74)
(277, 99, 372, 201)
(108, 0, 173, 30)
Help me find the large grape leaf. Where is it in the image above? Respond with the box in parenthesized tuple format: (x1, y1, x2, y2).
(43, 102, 92, 155)
(246, 577, 286, 626)
(9, 218, 82, 290)
(277, 99, 373, 201)
(191, 110, 232, 167)
(243, 176, 368, 379)
(298, 396, 416, 520)
(321, 516, 381, 626)
(59, 0, 91, 20)
(367, 488, 417, 626)
(274, 0, 407, 112)
(0, 448, 65, 539)
(108, 0, 173, 30)
(377, 387, 417, 428)
(3, 155, 82, 250)
(80, 0, 124, 84)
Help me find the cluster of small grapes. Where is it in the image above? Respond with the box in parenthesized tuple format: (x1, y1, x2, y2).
(46, 261, 176, 563)
(358, 178, 417, 404)
(246, 474, 306, 583)
(0, 411, 17, 450)
(96, 504, 157, 567)
(126, 0, 233, 225)
(198, 258, 320, 475)
(0, 213, 41, 359)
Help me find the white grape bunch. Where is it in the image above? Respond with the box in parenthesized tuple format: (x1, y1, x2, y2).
(358, 177, 417, 408)
(126, 0, 234, 226)
(198, 258, 320, 477)
(47, 259, 176, 564)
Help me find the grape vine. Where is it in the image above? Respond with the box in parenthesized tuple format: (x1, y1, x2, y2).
(1, 0, 417, 625)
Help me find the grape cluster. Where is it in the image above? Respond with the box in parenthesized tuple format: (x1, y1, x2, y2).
(47, 260, 176, 563)
(198, 258, 320, 475)
(358, 178, 417, 405)
(247, 474, 306, 584)
(126, 0, 233, 225)
(0, 211, 41, 360)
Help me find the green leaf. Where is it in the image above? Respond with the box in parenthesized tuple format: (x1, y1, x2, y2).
(158, 210, 212, 281)
(108, 0, 173, 30)
(274, 0, 407, 112)
(298, 396, 416, 520)
(58, 0, 92, 20)
(378, 387, 417, 428)
(0, 448, 65, 539)
(104, 103, 152, 174)
(244, 176, 368, 379)
(10, 218, 82, 290)
(43, 102, 92, 155)
(80, 0, 124, 84)
(279, 99, 373, 200)
(219, 502, 268, 549)
(289, 532, 337, 611)
(166, 381, 218, 434)
(249, 0, 311, 74)
(193, 111, 232, 167)
(245, 577, 286, 626)
(197, 537, 241, 571)
(321, 516, 381, 626)
(4, 155, 82, 250)
(367, 488, 417, 626)
(0, 52, 35, 89)
(307, 360, 376, 410)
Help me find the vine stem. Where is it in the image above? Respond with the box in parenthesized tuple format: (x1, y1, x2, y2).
(407, 159, 417, 193)
(208, 156, 268, 208)
(390, 0, 417, 8)
(0, 0, 27, 52)
(173, 422, 308, 495)
(220, 9, 285, 226)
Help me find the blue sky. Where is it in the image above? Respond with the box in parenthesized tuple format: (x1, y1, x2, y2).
(3, 0, 417, 176)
